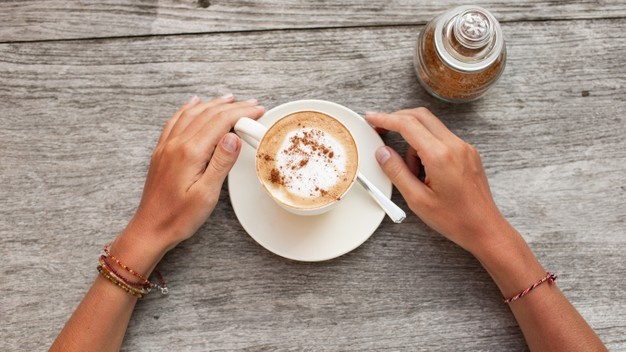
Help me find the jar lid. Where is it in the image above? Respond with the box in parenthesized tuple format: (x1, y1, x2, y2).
(434, 6, 504, 72)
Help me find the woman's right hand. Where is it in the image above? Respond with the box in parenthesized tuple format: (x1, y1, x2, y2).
(366, 108, 508, 254)
(125, 95, 265, 255)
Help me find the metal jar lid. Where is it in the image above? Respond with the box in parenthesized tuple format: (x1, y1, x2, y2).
(434, 5, 504, 72)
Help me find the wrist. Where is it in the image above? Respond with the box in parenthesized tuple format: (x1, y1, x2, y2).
(472, 224, 546, 297)
(108, 223, 170, 279)
(463, 212, 512, 258)
(125, 212, 180, 253)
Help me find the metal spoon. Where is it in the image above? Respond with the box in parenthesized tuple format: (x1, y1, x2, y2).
(356, 171, 406, 223)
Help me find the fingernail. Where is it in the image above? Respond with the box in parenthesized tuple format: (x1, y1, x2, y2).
(365, 111, 378, 118)
(246, 98, 258, 105)
(375, 146, 391, 164)
(221, 133, 239, 153)
(188, 95, 200, 105)
(221, 93, 234, 101)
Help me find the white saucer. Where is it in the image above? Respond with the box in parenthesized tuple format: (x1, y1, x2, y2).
(228, 100, 392, 262)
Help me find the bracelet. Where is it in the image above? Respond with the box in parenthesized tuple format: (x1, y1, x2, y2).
(103, 243, 151, 284)
(98, 259, 149, 296)
(103, 243, 168, 294)
(98, 262, 147, 296)
(503, 272, 558, 304)
(97, 265, 144, 299)
(99, 255, 151, 291)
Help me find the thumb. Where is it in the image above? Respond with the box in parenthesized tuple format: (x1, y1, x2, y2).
(375, 146, 428, 207)
(201, 133, 241, 193)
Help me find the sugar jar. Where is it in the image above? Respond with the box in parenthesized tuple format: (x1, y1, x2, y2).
(414, 6, 506, 103)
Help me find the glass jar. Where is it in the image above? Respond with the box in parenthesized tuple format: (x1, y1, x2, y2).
(414, 6, 506, 103)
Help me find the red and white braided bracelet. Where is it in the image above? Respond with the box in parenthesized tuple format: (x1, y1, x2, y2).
(503, 272, 558, 304)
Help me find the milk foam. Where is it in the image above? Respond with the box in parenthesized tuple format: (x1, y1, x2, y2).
(273, 128, 347, 202)
(256, 110, 358, 210)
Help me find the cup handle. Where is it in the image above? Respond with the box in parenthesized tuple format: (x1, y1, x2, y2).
(234, 117, 268, 149)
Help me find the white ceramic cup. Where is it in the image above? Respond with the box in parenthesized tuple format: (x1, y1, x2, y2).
(234, 110, 359, 216)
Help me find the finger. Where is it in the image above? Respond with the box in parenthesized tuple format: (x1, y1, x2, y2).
(393, 107, 456, 141)
(375, 146, 429, 207)
(374, 126, 389, 135)
(198, 133, 242, 198)
(157, 95, 201, 145)
(366, 111, 443, 156)
(405, 146, 421, 177)
(189, 103, 265, 157)
(182, 98, 262, 141)
(405, 146, 427, 183)
(167, 93, 235, 140)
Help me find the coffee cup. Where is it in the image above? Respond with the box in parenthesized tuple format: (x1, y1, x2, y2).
(234, 110, 359, 216)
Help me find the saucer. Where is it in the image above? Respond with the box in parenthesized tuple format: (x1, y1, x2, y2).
(228, 100, 392, 262)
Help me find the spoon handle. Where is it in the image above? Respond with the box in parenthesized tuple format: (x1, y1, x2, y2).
(356, 172, 406, 223)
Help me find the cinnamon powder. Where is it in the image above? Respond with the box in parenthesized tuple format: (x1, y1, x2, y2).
(267, 128, 336, 191)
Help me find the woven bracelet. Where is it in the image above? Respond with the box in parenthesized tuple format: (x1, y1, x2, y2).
(503, 272, 558, 304)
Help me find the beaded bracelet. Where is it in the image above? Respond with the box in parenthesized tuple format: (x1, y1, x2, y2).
(97, 265, 144, 299)
(103, 243, 168, 294)
(99, 262, 147, 296)
(98, 259, 149, 295)
(503, 272, 558, 304)
(103, 243, 151, 283)
(99, 255, 151, 291)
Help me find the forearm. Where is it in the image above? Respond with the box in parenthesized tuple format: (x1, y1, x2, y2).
(51, 229, 167, 351)
(474, 222, 607, 351)
(50, 275, 138, 351)
(51, 96, 259, 351)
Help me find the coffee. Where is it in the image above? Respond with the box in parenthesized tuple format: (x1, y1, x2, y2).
(255, 111, 358, 210)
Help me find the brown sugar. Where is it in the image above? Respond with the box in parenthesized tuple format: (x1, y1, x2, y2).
(414, 6, 506, 103)
(416, 26, 503, 101)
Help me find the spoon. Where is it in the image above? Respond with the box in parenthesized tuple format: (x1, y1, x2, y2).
(356, 171, 406, 223)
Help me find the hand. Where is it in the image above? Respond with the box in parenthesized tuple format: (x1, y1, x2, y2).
(126, 94, 265, 253)
(366, 108, 506, 254)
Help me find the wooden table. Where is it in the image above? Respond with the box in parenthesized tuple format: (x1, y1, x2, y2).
(1, 1, 624, 351)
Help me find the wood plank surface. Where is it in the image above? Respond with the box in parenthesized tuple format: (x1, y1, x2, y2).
(0, 15, 625, 352)
(1, 0, 626, 42)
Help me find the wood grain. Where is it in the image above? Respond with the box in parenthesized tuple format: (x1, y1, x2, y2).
(1, 0, 626, 42)
(0, 15, 624, 352)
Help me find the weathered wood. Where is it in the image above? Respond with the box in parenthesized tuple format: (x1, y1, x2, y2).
(0, 17, 624, 352)
(1, 0, 626, 42)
